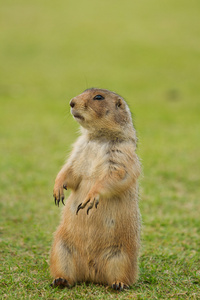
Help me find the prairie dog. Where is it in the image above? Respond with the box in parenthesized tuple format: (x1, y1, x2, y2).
(50, 88, 141, 291)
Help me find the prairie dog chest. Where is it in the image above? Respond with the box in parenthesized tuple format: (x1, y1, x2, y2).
(73, 138, 108, 178)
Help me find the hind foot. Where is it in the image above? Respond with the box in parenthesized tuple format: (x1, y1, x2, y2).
(112, 281, 129, 291)
(51, 277, 71, 288)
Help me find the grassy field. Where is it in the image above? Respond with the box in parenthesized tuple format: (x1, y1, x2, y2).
(0, 0, 200, 299)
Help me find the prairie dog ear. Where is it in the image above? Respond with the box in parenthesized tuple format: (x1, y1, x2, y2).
(116, 98, 123, 108)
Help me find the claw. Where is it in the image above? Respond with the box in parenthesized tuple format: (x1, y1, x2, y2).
(113, 282, 119, 290)
(52, 277, 70, 288)
(87, 203, 94, 215)
(76, 203, 82, 215)
(63, 184, 67, 190)
(77, 197, 99, 215)
(76, 199, 90, 215)
(111, 281, 129, 291)
(54, 197, 57, 205)
(61, 196, 65, 206)
(95, 198, 99, 209)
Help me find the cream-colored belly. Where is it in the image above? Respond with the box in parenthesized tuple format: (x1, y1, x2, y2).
(61, 186, 138, 251)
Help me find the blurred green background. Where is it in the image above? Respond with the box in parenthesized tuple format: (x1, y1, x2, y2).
(0, 0, 200, 298)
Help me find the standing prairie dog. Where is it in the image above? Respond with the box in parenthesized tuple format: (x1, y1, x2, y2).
(50, 88, 141, 291)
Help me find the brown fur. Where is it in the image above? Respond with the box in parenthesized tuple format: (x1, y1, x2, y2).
(50, 88, 141, 290)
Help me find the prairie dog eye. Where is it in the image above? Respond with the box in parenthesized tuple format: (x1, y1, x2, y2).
(93, 94, 105, 100)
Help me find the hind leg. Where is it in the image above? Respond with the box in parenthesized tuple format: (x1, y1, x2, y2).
(50, 238, 77, 288)
(110, 258, 137, 290)
(97, 248, 138, 291)
(108, 256, 138, 290)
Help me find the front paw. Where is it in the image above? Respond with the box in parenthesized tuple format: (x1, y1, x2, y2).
(76, 194, 99, 215)
(53, 182, 67, 207)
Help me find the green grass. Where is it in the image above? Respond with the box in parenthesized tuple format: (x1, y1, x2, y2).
(0, 0, 200, 299)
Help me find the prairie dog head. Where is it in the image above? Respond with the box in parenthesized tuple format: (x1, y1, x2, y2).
(69, 88, 133, 133)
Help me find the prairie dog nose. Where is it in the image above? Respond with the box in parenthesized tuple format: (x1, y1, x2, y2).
(70, 99, 75, 108)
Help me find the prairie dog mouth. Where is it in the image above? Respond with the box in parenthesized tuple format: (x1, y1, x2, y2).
(72, 112, 84, 121)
